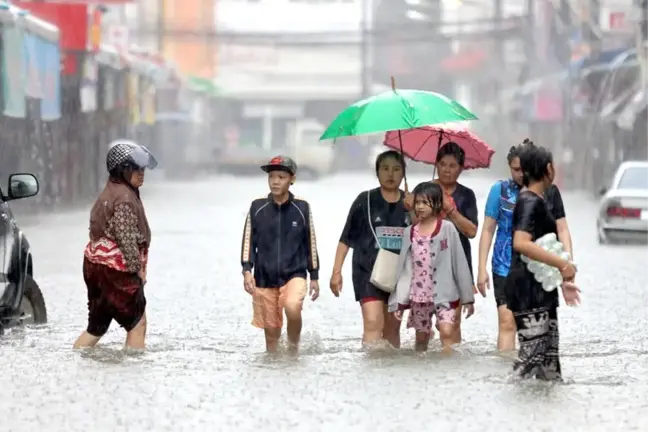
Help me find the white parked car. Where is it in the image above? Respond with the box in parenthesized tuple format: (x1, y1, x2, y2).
(596, 160, 648, 244)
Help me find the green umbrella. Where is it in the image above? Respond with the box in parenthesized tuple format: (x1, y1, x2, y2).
(319, 78, 478, 141)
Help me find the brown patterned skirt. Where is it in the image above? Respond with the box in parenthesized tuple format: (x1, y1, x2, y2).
(83, 258, 146, 336)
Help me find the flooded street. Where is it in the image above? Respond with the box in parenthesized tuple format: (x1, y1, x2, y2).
(2, 172, 647, 431)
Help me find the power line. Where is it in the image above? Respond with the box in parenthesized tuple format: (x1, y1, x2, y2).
(133, 16, 527, 45)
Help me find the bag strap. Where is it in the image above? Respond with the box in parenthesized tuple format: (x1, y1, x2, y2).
(367, 190, 382, 250)
(500, 180, 507, 199)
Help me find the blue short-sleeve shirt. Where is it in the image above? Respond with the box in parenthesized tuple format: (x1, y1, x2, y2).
(484, 179, 520, 277)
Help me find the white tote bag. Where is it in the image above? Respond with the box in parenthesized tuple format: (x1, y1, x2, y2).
(367, 191, 400, 293)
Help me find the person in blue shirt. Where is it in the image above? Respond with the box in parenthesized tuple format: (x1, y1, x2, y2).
(476, 145, 524, 352)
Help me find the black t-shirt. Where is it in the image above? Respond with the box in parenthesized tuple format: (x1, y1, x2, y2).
(505, 190, 559, 311)
(340, 188, 409, 281)
(450, 183, 479, 277)
(545, 184, 566, 221)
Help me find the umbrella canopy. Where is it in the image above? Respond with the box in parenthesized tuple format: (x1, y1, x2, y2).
(383, 126, 495, 169)
(319, 88, 478, 141)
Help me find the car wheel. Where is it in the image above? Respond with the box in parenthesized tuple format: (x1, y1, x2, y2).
(20, 275, 47, 325)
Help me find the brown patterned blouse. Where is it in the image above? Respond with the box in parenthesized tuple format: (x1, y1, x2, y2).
(104, 203, 146, 273)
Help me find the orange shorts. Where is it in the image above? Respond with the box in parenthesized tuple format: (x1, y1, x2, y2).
(252, 277, 307, 329)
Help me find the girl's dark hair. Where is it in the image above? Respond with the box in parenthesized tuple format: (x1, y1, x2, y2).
(506, 146, 519, 164)
(436, 141, 465, 167)
(375, 150, 406, 176)
(507, 137, 535, 166)
(519, 144, 553, 187)
(411, 181, 443, 214)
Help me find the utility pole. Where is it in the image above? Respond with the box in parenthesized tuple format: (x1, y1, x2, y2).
(360, 0, 371, 98)
(525, 0, 535, 77)
(494, 0, 503, 123)
(559, 0, 572, 172)
(157, 0, 165, 55)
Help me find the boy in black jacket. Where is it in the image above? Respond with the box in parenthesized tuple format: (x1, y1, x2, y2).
(241, 156, 320, 353)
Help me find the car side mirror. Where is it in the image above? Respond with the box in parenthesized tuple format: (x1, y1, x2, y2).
(598, 186, 607, 196)
(7, 173, 39, 201)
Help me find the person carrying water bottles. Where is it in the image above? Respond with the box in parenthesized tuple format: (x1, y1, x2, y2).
(477, 139, 574, 353)
(240, 156, 320, 354)
(389, 182, 475, 353)
(504, 144, 580, 380)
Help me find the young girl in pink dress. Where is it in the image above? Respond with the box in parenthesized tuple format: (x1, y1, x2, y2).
(389, 182, 475, 352)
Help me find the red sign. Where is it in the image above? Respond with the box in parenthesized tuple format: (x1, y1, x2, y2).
(14, 2, 87, 51)
(441, 50, 486, 72)
(14, 2, 109, 75)
(608, 12, 626, 30)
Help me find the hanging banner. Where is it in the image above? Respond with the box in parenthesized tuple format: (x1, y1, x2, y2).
(103, 71, 115, 111)
(1, 26, 27, 118)
(23, 32, 43, 99)
(80, 56, 98, 112)
(128, 73, 140, 124)
(143, 82, 156, 125)
(38, 38, 62, 120)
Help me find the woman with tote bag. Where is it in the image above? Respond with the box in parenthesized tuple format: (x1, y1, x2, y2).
(329, 150, 410, 348)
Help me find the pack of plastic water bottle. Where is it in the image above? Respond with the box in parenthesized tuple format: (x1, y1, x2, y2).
(521, 233, 574, 292)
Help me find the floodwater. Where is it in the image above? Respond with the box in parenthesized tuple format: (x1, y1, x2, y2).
(1, 172, 647, 432)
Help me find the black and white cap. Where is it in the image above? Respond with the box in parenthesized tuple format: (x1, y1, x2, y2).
(106, 140, 158, 173)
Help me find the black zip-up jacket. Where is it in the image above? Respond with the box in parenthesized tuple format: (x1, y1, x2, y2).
(241, 193, 319, 288)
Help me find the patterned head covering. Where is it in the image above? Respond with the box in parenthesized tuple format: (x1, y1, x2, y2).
(106, 140, 158, 173)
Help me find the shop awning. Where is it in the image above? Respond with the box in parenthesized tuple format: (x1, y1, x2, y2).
(0, 2, 59, 42)
(599, 83, 642, 121)
(95, 44, 128, 70)
(617, 88, 648, 131)
(504, 50, 639, 101)
(571, 48, 627, 72)
(125, 48, 180, 86)
(573, 47, 639, 76)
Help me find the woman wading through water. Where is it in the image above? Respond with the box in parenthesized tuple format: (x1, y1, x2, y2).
(330, 150, 409, 348)
(505, 144, 580, 380)
(73, 140, 157, 350)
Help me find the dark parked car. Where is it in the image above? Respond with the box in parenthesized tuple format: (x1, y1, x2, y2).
(0, 173, 47, 333)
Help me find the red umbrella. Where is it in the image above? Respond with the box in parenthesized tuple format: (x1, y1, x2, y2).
(383, 126, 495, 170)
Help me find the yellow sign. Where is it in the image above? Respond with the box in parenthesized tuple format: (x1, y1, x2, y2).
(128, 73, 140, 125)
(143, 83, 156, 125)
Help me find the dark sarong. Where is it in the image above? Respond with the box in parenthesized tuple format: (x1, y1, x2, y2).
(513, 306, 562, 381)
(83, 258, 146, 336)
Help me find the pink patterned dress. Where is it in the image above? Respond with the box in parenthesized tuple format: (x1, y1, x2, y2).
(407, 223, 457, 333)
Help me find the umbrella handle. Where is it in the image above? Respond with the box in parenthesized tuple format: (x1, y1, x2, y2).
(432, 129, 444, 180)
(397, 129, 409, 192)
